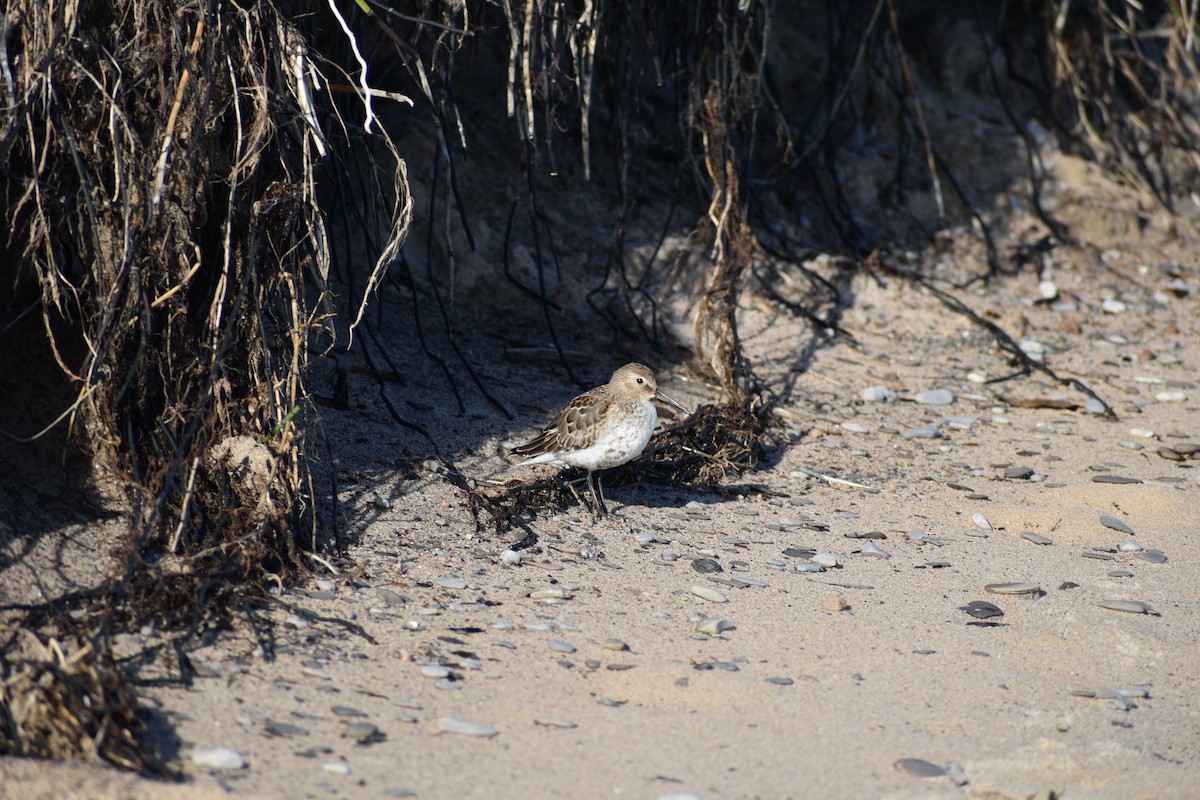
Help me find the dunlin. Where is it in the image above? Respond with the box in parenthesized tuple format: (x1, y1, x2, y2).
(512, 363, 690, 516)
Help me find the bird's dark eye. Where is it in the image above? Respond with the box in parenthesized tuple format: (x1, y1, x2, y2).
(636, 378, 645, 384)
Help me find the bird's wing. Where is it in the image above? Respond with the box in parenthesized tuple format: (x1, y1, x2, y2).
(512, 391, 611, 455)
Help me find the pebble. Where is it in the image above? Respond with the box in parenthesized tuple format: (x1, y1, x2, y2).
(793, 561, 824, 573)
(1004, 466, 1034, 479)
(691, 585, 728, 603)
(499, 549, 522, 565)
(1082, 550, 1116, 561)
(765, 676, 795, 686)
(915, 389, 954, 405)
(323, 762, 351, 775)
(1157, 446, 1186, 461)
(1084, 398, 1107, 414)
(316, 579, 336, 592)
(548, 639, 576, 653)
(984, 582, 1040, 595)
(1092, 475, 1141, 485)
(284, 615, 309, 629)
(635, 531, 658, 544)
(811, 553, 839, 568)
(1097, 599, 1158, 615)
(1135, 550, 1168, 564)
(535, 717, 578, 729)
(894, 758, 947, 778)
(377, 588, 406, 606)
(191, 748, 246, 770)
(860, 385, 896, 403)
(1155, 391, 1186, 403)
(421, 665, 451, 680)
(902, 427, 941, 439)
(1117, 440, 1144, 451)
(1099, 515, 1135, 535)
(332, 705, 367, 717)
(841, 421, 870, 433)
(972, 512, 992, 530)
(437, 717, 499, 737)
(962, 600, 1003, 619)
(529, 587, 568, 600)
(1117, 541, 1143, 552)
(860, 541, 891, 559)
(435, 576, 468, 590)
(1038, 280, 1058, 300)
(695, 616, 735, 635)
(601, 638, 629, 651)
(1101, 298, 1127, 313)
(342, 722, 380, 743)
(1021, 532, 1053, 545)
(823, 595, 849, 612)
(691, 558, 723, 574)
(1129, 428, 1157, 439)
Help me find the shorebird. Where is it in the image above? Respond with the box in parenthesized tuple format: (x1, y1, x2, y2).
(512, 363, 690, 517)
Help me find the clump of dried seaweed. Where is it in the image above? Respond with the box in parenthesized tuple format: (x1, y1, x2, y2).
(0, 632, 155, 772)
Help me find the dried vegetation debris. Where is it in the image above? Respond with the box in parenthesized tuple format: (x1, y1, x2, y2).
(0, 632, 154, 772)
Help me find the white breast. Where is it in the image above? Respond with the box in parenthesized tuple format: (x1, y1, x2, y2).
(554, 400, 657, 471)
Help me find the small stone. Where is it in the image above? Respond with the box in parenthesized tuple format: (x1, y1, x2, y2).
(421, 665, 451, 679)
(695, 616, 735, 635)
(1038, 280, 1058, 300)
(601, 638, 629, 651)
(1099, 514, 1135, 534)
(793, 561, 824, 573)
(691, 585, 728, 603)
(961, 600, 1003, 619)
(841, 421, 870, 433)
(915, 389, 954, 405)
(435, 576, 468, 590)
(860, 385, 896, 403)
(548, 639, 576, 654)
(332, 706, 368, 718)
(1082, 550, 1116, 561)
(1004, 466, 1035, 480)
(972, 512, 993, 530)
(1021, 532, 1053, 546)
(1135, 550, 1167, 564)
(437, 717, 499, 737)
(1129, 428, 1157, 439)
(529, 587, 568, 600)
(1083, 398, 1107, 414)
(377, 588, 406, 606)
(823, 595, 849, 612)
(860, 541, 891, 559)
(499, 549, 522, 565)
(323, 762, 351, 775)
(691, 558, 723, 574)
(1097, 599, 1158, 615)
(1101, 298, 1127, 313)
(765, 677, 795, 686)
(192, 748, 246, 770)
(1157, 446, 1186, 461)
(894, 758, 947, 778)
(902, 427, 941, 439)
(342, 722, 380, 743)
(984, 582, 1040, 595)
(534, 717, 578, 729)
(1092, 475, 1141, 485)
(316, 579, 336, 592)
(635, 531, 657, 544)
(811, 553, 839, 568)
(1155, 391, 1186, 403)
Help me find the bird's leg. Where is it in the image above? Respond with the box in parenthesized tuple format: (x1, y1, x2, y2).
(587, 470, 609, 518)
